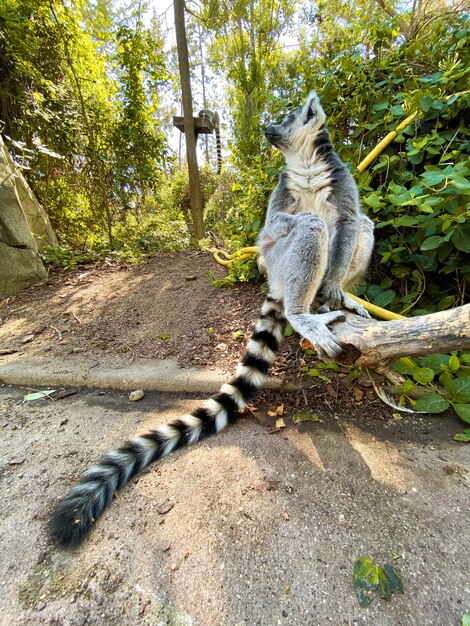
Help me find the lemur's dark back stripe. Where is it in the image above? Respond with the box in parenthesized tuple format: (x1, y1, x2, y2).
(315, 126, 345, 184)
(49, 296, 286, 547)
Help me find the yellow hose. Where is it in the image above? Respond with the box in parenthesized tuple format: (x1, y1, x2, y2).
(347, 293, 405, 320)
(357, 90, 469, 174)
(357, 111, 418, 173)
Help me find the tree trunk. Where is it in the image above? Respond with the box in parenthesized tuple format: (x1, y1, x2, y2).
(174, 0, 204, 240)
(330, 304, 470, 377)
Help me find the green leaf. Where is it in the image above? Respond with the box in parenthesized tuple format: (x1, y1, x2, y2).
(414, 393, 450, 413)
(418, 95, 433, 112)
(454, 429, 470, 442)
(390, 105, 404, 116)
(462, 613, 470, 626)
(400, 379, 415, 395)
(307, 369, 330, 382)
(412, 367, 435, 385)
(419, 354, 449, 373)
(418, 71, 443, 84)
(293, 412, 323, 423)
(353, 558, 379, 608)
(421, 170, 446, 186)
(453, 404, 470, 423)
(372, 101, 389, 111)
(448, 355, 460, 371)
(347, 368, 362, 383)
(284, 323, 294, 337)
(439, 371, 454, 387)
(364, 193, 383, 209)
(373, 289, 396, 307)
(23, 389, 56, 401)
(451, 224, 470, 253)
(353, 558, 403, 608)
(378, 564, 404, 600)
(420, 235, 448, 251)
(450, 171, 470, 189)
(445, 377, 470, 403)
(393, 358, 416, 375)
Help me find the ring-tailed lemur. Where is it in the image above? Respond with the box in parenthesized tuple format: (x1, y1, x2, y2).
(49, 91, 374, 547)
(198, 109, 222, 174)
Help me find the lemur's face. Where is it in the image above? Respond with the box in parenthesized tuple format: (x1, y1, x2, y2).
(264, 91, 326, 155)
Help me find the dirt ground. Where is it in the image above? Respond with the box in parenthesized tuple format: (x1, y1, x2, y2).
(0, 253, 469, 625)
(0, 252, 413, 413)
(0, 386, 469, 626)
(0, 253, 264, 373)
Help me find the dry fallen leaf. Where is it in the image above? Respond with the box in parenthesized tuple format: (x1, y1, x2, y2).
(353, 387, 364, 402)
(300, 338, 315, 351)
(276, 404, 285, 416)
(326, 384, 337, 399)
(242, 404, 258, 415)
(275, 417, 286, 429)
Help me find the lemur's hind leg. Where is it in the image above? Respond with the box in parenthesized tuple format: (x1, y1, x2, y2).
(343, 215, 374, 292)
(260, 213, 345, 358)
(318, 215, 373, 318)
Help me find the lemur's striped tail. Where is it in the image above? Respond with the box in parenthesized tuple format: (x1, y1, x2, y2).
(213, 111, 222, 174)
(49, 297, 286, 547)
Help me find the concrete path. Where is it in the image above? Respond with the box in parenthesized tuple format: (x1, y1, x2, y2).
(0, 354, 297, 394)
(0, 385, 469, 626)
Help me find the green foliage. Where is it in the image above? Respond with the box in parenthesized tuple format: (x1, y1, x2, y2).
(211, 256, 261, 287)
(1, 0, 170, 251)
(297, 13, 469, 315)
(2, 0, 468, 321)
(393, 352, 470, 439)
(353, 557, 403, 608)
(201, 0, 295, 167)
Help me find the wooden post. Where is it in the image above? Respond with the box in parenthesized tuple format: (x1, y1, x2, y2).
(174, 0, 204, 240)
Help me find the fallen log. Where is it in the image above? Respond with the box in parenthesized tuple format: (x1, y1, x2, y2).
(329, 304, 470, 379)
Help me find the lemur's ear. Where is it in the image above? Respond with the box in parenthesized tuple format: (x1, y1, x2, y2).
(304, 91, 319, 121)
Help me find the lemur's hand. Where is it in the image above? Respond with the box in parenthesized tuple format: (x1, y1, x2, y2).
(318, 284, 370, 318)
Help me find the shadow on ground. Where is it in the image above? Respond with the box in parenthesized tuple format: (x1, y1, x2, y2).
(1, 386, 468, 626)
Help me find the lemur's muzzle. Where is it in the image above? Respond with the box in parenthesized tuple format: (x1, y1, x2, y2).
(265, 125, 280, 143)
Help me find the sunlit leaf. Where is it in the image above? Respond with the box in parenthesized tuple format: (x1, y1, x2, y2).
(414, 393, 449, 413)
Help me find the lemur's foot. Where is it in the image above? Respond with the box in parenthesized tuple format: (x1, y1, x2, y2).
(288, 311, 345, 359)
(318, 286, 370, 318)
(312, 311, 346, 358)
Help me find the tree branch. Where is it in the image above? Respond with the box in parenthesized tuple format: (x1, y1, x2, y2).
(330, 304, 470, 376)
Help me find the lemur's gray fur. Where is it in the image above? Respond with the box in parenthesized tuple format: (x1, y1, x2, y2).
(198, 109, 222, 174)
(48, 91, 373, 548)
(258, 90, 374, 358)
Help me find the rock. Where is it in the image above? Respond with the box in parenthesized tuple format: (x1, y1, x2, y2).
(129, 389, 145, 402)
(0, 243, 47, 297)
(1, 137, 57, 250)
(0, 135, 57, 297)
